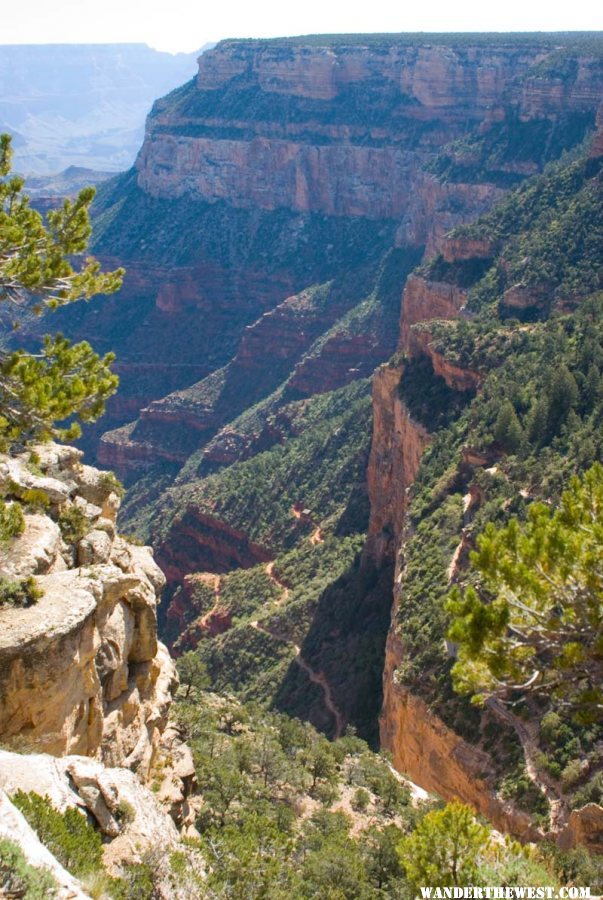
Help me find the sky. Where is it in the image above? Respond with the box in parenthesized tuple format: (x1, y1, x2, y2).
(3, 0, 602, 53)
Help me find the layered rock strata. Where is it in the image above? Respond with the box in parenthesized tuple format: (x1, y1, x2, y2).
(140, 38, 602, 215)
(81, 35, 602, 478)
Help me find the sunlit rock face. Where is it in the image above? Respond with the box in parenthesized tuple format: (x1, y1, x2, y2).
(0, 444, 175, 777)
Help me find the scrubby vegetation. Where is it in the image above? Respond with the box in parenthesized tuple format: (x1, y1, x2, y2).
(390, 147, 603, 818)
(0, 574, 43, 608)
(10, 791, 200, 899)
(0, 836, 59, 898)
(170, 686, 577, 898)
(12, 791, 104, 881)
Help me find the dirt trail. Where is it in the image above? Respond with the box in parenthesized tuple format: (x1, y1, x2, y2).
(309, 527, 324, 546)
(198, 573, 223, 627)
(250, 620, 345, 738)
(265, 561, 290, 604)
(487, 698, 565, 829)
(291, 504, 324, 546)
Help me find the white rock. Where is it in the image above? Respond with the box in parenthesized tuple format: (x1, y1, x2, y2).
(77, 529, 113, 566)
(0, 513, 61, 577)
(72, 464, 116, 508)
(1, 458, 76, 504)
(31, 443, 83, 475)
(73, 495, 103, 522)
(0, 750, 179, 872)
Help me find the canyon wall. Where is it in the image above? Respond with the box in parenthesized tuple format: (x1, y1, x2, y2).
(73, 34, 602, 479)
(139, 38, 602, 215)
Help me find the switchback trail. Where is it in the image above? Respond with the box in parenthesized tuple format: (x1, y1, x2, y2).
(265, 561, 290, 604)
(250, 619, 345, 738)
(291, 505, 324, 546)
(198, 574, 223, 627)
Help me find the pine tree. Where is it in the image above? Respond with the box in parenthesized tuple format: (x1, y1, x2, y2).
(447, 464, 603, 722)
(0, 134, 123, 448)
(546, 364, 579, 439)
(397, 802, 491, 888)
(493, 400, 523, 453)
(583, 363, 602, 412)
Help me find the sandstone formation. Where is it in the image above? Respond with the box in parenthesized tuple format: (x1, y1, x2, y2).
(140, 39, 602, 215)
(156, 506, 272, 587)
(364, 362, 430, 567)
(32, 35, 601, 855)
(0, 445, 184, 788)
(399, 274, 468, 353)
(99, 279, 366, 473)
(380, 662, 540, 842)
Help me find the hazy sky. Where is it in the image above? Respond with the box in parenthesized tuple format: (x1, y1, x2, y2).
(3, 0, 602, 53)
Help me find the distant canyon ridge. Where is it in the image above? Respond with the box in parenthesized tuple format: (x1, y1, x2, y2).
(0, 43, 211, 176)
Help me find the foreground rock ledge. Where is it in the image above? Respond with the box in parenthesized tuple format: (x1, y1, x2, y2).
(0, 443, 176, 777)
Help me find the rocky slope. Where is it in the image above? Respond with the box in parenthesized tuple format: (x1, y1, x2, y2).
(371, 142, 603, 846)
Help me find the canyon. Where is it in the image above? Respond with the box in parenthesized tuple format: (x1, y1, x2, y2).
(62, 33, 600, 475)
(4, 33, 603, 876)
(70, 35, 602, 845)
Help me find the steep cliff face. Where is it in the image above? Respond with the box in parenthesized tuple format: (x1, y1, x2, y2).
(374, 143, 603, 845)
(0, 443, 199, 881)
(139, 37, 601, 215)
(63, 33, 602, 481)
(364, 363, 430, 567)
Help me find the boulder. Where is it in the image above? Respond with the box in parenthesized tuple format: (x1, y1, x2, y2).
(0, 513, 61, 577)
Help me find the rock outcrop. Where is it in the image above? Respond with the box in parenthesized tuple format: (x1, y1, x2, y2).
(364, 362, 430, 567)
(369, 243, 535, 839)
(0, 445, 176, 780)
(156, 506, 272, 587)
(0, 749, 179, 871)
(399, 274, 468, 353)
(380, 665, 540, 842)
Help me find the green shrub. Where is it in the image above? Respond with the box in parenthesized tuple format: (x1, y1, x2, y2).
(0, 498, 24, 542)
(352, 787, 371, 812)
(99, 471, 125, 498)
(20, 489, 51, 513)
(57, 505, 89, 544)
(0, 836, 59, 898)
(11, 791, 103, 879)
(0, 575, 43, 608)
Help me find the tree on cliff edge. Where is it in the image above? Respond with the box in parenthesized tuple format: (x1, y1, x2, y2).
(447, 463, 603, 723)
(0, 133, 123, 448)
